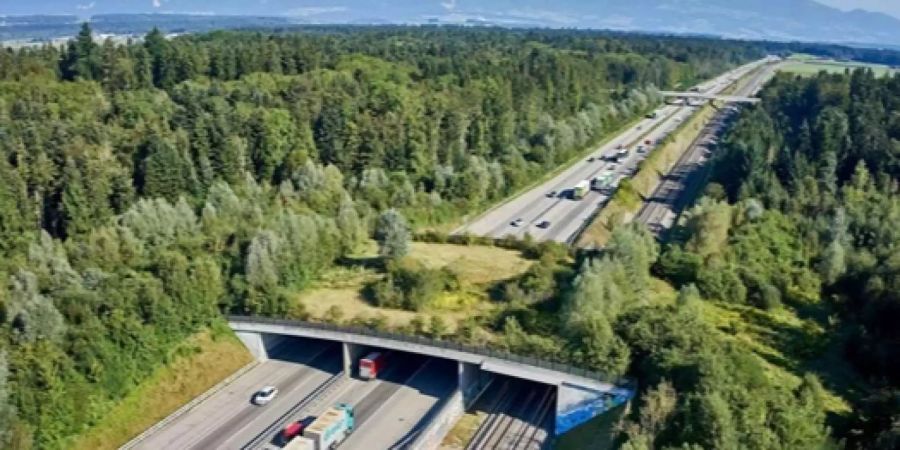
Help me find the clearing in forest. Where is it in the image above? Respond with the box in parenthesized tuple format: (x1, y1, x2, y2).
(296, 241, 533, 329)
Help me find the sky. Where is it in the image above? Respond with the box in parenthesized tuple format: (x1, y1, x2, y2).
(2, 1, 900, 20)
(816, 0, 900, 18)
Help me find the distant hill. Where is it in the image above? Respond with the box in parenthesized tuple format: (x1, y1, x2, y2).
(4, 1, 900, 47)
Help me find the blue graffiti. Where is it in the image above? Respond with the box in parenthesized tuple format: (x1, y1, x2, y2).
(555, 388, 634, 436)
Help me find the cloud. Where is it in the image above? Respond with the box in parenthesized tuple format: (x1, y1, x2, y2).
(152, 0, 161, 7)
(441, 0, 457, 11)
(505, 8, 580, 24)
(285, 6, 348, 17)
(76, 1, 96, 10)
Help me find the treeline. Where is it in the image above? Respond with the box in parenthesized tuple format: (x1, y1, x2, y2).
(0, 25, 759, 448)
(652, 68, 900, 448)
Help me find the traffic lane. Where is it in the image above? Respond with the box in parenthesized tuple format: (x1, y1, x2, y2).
(342, 358, 458, 449)
(257, 353, 432, 449)
(484, 105, 683, 238)
(466, 105, 679, 237)
(528, 107, 688, 242)
(531, 106, 692, 242)
(134, 340, 334, 450)
(186, 345, 341, 450)
(478, 106, 675, 237)
(462, 58, 765, 240)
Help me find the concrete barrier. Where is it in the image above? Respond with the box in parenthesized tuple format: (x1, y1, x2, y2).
(407, 390, 465, 450)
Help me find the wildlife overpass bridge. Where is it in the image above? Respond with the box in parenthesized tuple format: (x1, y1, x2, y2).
(660, 90, 761, 103)
(229, 316, 635, 437)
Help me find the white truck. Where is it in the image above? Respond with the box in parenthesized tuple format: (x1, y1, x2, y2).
(572, 180, 590, 200)
(298, 403, 355, 450)
(283, 436, 315, 450)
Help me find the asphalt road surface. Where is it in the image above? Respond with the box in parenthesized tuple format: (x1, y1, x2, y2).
(340, 357, 457, 449)
(136, 344, 458, 450)
(249, 355, 457, 450)
(635, 60, 783, 238)
(134, 338, 341, 450)
(455, 57, 772, 244)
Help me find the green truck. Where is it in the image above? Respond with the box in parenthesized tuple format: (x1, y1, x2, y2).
(572, 180, 590, 200)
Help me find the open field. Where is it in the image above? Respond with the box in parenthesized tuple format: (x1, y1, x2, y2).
(780, 55, 898, 77)
(70, 328, 252, 450)
(297, 241, 533, 329)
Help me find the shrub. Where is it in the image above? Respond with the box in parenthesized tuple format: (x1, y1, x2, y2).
(368, 261, 459, 311)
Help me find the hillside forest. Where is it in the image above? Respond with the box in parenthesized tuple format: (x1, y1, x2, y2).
(0, 24, 761, 448)
(0, 23, 896, 450)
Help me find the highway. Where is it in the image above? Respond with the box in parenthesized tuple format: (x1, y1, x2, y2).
(465, 378, 555, 450)
(134, 338, 342, 450)
(635, 60, 782, 238)
(248, 354, 457, 449)
(135, 341, 458, 450)
(455, 57, 773, 244)
(341, 357, 457, 449)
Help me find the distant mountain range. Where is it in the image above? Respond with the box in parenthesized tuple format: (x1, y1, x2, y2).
(3, 0, 900, 47)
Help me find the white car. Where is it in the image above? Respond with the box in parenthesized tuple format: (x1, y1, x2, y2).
(511, 218, 525, 227)
(253, 386, 278, 405)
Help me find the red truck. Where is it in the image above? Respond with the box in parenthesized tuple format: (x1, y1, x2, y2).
(359, 352, 386, 380)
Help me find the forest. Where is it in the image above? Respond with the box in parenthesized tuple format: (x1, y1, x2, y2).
(0, 24, 761, 448)
(643, 68, 900, 449)
(2, 22, 896, 450)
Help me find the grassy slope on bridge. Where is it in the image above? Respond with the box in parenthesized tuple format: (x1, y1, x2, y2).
(69, 325, 252, 450)
(293, 241, 533, 331)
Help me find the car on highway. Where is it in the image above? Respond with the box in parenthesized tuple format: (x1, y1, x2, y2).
(282, 420, 308, 442)
(511, 218, 525, 227)
(645, 139, 652, 145)
(253, 386, 278, 405)
(536, 220, 551, 229)
(546, 190, 557, 198)
(587, 156, 595, 162)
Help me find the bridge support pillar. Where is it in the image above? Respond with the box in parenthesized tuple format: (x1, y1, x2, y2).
(235, 331, 268, 362)
(342, 342, 366, 378)
(458, 362, 492, 407)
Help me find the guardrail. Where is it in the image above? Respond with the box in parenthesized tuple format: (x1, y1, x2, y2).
(227, 315, 634, 388)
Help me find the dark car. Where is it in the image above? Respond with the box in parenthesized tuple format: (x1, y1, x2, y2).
(546, 190, 558, 198)
(587, 157, 595, 162)
(536, 220, 551, 229)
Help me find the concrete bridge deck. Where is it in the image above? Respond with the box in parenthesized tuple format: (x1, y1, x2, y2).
(229, 316, 631, 393)
(660, 90, 761, 103)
